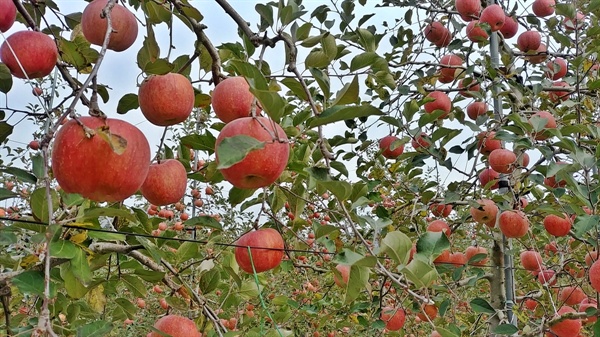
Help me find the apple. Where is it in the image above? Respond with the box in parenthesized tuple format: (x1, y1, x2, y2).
(563, 12, 585, 31)
(489, 148, 517, 174)
(380, 307, 406, 331)
(529, 110, 557, 140)
(417, 304, 438, 321)
(212, 76, 261, 123)
(439, 54, 463, 80)
(590, 260, 600, 292)
(549, 306, 582, 337)
(527, 43, 548, 64)
(449, 252, 467, 266)
(532, 0, 555, 17)
(458, 78, 480, 97)
(543, 213, 572, 237)
(558, 286, 586, 306)
(517, 151, 530, 167)
(427, 219, 451, 237)
(140, 159, 187, 206)
(455, 0, 481, 21)
(520, 250, 543, 271)
(424, 91, 452, 118)
(465, 246, 488, 266)
(548, 81, 570, 102)
(479, 168, 499, 189)
(476, 131, 502, 156)
(479, 4, 505, 31)
(379, 135, 404, 159)
(215, 117, 289, 189)
(81, 0, 138, 52)
(424, 21, 451, 47)
(500, 15, 519, 38)
(467, 101, 488, 120)
(434, 249, 451, 264)
(412, 132, 431, 150)
(147, 315, 201, 337)
(0, 0, 16, 32)
(430, 203, 452, 217)
(138, 73, 195, 126)
(469, 199, 498, 225)
(0, 31, 58, 79)
(466, 21, 488, 42)
(51, 117, 151, 202)
(544, 175, 567, 188)
(334, 264, 350, 287)
(579, 299, 598, 324)
(235, 228, 284, 273)
(585, 251, 598, 266)
(499, 210, 529, 238)
(537, 269, 556, 286)
(28, 140, 40, 150)
(546, 58, 568, 80)
(517, 31, 541, 52)
(431, 331, 442, 337)
(32, 87, 43, 97)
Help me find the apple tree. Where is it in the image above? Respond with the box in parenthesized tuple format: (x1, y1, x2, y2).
(0, 0, 599, 336)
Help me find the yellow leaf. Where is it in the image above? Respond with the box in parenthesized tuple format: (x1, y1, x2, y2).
(96, 126, 127, 155)
(68, 222, 94, 228)
(86, 284, 106, 313)
(20, 254, 39, 268)
(69, 231, 88, 244)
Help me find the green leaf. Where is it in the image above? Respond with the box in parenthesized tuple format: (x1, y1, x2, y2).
(350, 52, 379, 71)
(216, 135, 265, 169)
(144, 59, 174, 75)
(176, 241, 199, 264)
(61, 263, 88, 299)
(416, 231, 451, 261)
(379, 231, 412, 264)
(30, 188, 59, 223)
(574, 215, 600, 237)
(321, 33, 337, 60)
(114, 298, 137, 319)
(239, 281, 261, 299)
(180, 133, 216, 154)
(401, 255, 438, 288)
(76, 320, 113, 337)
(308, 105, 383, 128)
(470, 297, 495, 314)
(344, 265, 370, 304)
(72, 248, 92, 284)
(199, 269, 221, 294)
(309, 67, 330, 98)
(229, 187, 257, 205)
(0, 121, 13, 143)
(332, 75, 359, 105)
(81, 207, 136, 222)
(0, 166, 37, 183)
(116, 93, 139, 115)
(280, 78, 308, 101)
(121, 274, 147, 298)
(137, 34, 160, 71)
(13, 271, 48, 296)
(184, 215, 223, 230)
(95, 126, 127, 155)
(492, 324, 519, 335)
(0, 63, 13, 93)
(50, 240, 78, 259)
(0, 187, 18, 201)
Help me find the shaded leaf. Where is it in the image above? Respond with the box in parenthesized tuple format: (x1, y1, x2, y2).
(116, 93, 139, 115)
(308, 105, 383, 128)
(76, 320, 113, 337)
(380, 231, 412, 264)
(216, 135, 265, 169)
(0, 166, 37, 184)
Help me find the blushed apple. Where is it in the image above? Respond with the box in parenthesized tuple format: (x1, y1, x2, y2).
(212, 76, 261, 123)
(138, 73, 195, 126)
(0, 0, 16, 32)
(140, 159, 187, 206)
(0, 31, 58, 79)
(82, 0, 138, 52)
(235, 228, 284, 273)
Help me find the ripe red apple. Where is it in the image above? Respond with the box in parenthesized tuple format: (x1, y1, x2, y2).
(138, 73, 195, 126)
(334, 264, 350, 287)
(449, 252, 467, 266)
(546, 58, 568, 80)
(0, 0, 16, 32)
(529, 110, 557, 140)
(424, 21, 451, 47)
(423, 91, 452, 118)
(549, 306, 582, 337)
(559, 286, 586, 306)
(469, 199, 498, 225)
(479, 4, 505, 31)
(517, 151, 530, 167)
(520, 250, 543, 271)
(517, 31, 541, 52)
(32, 87, 43, 97)
(585, 251, 598, 266)
(0, 31, 58, 79)
(212, 77, 261, 123)
(439, 54, 463, 80)
(544, 175, 567, 188)
(28, 140, 40, 150)
(579, 299, 598, 324)
(380, 307, 406, 331)
(147, 315, 201, 337)
(465, 246, 488, 266)
(235, 228, 284, 273)
(140, 160, 187, 206)
(52, 117, 151, 202)
(434, 249, 451, 264)
(589, 260, 600, 293)
(499, 210, 529, 238)
(489, 148, 517, 174)
(458, 78, 480, 97)
(379, 135, 404, 159)
(81, 0, 138, 52)
(427, 219, 451, 237)
(527, 43, 548, 64)
(455, 0, 481, 21)
(563, 12, 585, 31)
(215, 117, 289, 189)
(532, 0, 555, 17)
(466, 21, 489, 42)
(548, 81, 570, 102)
(500, 15, 519, 38)
(417, 304, 438, 321)
(479, 167, 500, 189)
(430, 203, 452, 217)
(467, 101, 488, 120)
(476, 131, 502, 156)
(412, 132, 431, 150)
(537, 269, 556, 286)
(543, 213, 572, 237)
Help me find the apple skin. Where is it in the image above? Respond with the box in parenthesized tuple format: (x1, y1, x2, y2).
(465, 246, 488, 266)
(550, 306, 582, 337)
(411, 132, 431, 150)
(589, 260, 600, 293)
(537, 269, 556, 286)
(439, 54, 463, 80)
(424, 22, 451, 47)
(489, 148, 517, 174)
(579, 299, 598, 324)
(51, 117, 151, 202)
(527, 43, 548, 64)
(455, 0, 481, 21)
(479, 4, 505, 31)
(467, 101, 488, 120)
(500, 15, 519, 38)
(379, 135, 404, 159)
(479, 168, 499, 189)
(559, 286, 586, 306)
(235, 228, 284, 273)
(517, 31, 541, 52)
(380, 307, 406, 331)
(529, 110, 557, 140)
(138, 73, 195, 126)
(334, 264, 350, 287)
(458, 78, 480, 97)
(140, 159, 187, 206)
(0, 31, 58, 79)
(546, 58, 568, 80)
(147, 315, 201, 337)
(476, 131, 502, 156)
(212, 77, 261, 123)
(520, 250, 543, 271)
(532, 0, 555, 17)
(215, 117, 289, 189)
(427, 219, 451, 237)
(0, 0, 16, 32)
(543, 213, 572, 237)
(424, 91, 452, 118)
(430, 203, 452, 217)
(81, 0, 138, 52)
(499, 210, 529, 238)
(548, 81, 570, 102)
(466, 20, 488, 42)
(469, 199, 498, 225)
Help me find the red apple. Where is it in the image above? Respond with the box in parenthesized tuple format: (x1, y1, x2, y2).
(543, 213, 572, 237)
(532, 0, 555, 17)
(548, 81, 570, 102)
(32, 87, 43, 96)
(81, 0, 138, 52)
(589, 260, 600, 293)
(544, 175, 567, 188)
(455, 0, 481, 21)
(212, 77, 261, 123)
(527, 43, 548, 64)
(51, 117, 151, 202)
(0, 0, 16, 32)
(417, 304, 438, 321)
(467, 101, 488, 120)
(479, 168, 500, 189)
(466, 21, 489, 42)
(0, 31, 58, 79)
(499, 210, 529, 238)
(563, 12, 585, 31)
(489, 148, 517, 174)
(424, 22, 451, 47)
(147, 315, 201, 337)
(517, 151, 530, 167)
(427, 219, 451, 237)
(412, 132, 431, 150)
(500, 15, 519, 38)
(545, 58, 568, 80)
(585, 251, 598, 266)
(380, 307, 406, 331)
(28, 140, 40, 150)
(140, 160, 187, 206)
(434, 249, 451, 264)
(479, 4, 505, 31)
(517, 31, 541, 52)
(549, 306, 582, 337)
(215, 117, 289, 189)
(439, 54, 463, 80)
(537, 269, 557, 286)
(235, 228, 284, 273)
(138, 73, 195, 126)
(529, 110, 557, 140)
(449, 252, 467, 266)
(579, 299, 598, 324)
(334, 264, 350, 287)
(424, 91, 452, 118)
(458, 78, 480, 97)
(430, 203, 452, 217)
(379, 135, 404, 159)
(465, 246, 488, 266)
(469, 199, 498, 225)
(559, 286, 586, 306)
(476, 131, 502, 156)
(520, 250, 543, 271)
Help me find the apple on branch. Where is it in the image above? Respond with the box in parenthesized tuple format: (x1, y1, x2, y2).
(0, 31, 58, 79)
(81, 0, 138, 52)
(140, 159, 187, 206)
(138, 72, 195, 126)
(234, 228, 284, 273)
(0, 0, 16, 32)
